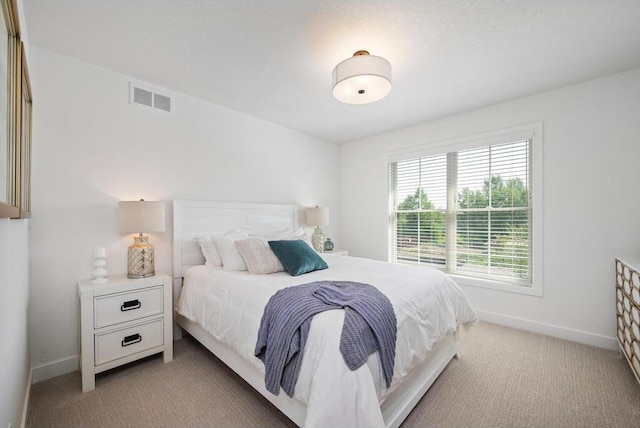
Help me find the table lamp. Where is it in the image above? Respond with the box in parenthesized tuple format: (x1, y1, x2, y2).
(118, 199, 165, 278)
(305, 206, 329, 252)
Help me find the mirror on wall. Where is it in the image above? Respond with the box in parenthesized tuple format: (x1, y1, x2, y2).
(20, 42, 31, 217)
(0, 5, 7, 205)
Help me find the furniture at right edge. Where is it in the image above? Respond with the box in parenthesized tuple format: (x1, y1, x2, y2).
(615, 257, 640, 383)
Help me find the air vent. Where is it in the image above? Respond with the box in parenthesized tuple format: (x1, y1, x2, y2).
(130, 83, 173, 113)
(133, 86, 153, 107)
(153, 93, 171, 112)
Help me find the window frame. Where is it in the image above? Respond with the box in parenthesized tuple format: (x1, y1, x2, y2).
(387, 123, 544, 296)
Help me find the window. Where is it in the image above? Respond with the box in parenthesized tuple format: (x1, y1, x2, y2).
(388, 124, 543, 294)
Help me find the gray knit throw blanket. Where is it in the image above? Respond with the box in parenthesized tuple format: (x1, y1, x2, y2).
(254, 280, 397, 397)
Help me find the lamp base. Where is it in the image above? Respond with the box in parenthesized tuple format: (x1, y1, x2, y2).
(311, 226, 325, 253)
(127, 235, 155, 279)
(127, 272, 155, 279)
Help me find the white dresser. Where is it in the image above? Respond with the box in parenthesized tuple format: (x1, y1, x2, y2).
(615, 257, 640, 384)
(78, 274, 173, 392)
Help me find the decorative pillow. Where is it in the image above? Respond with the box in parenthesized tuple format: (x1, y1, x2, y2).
(212, 232, 250, 271)
(193, 236, 222, 267)
(268, 239, 328, 276)
(234, 237, 285, 275)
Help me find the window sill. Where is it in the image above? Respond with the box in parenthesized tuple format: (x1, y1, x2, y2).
(450, 273, 543, 297)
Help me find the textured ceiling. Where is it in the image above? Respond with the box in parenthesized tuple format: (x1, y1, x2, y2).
(23, 0, 640, 143)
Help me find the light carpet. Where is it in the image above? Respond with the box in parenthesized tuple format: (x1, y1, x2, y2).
(26, 322, 640, 427)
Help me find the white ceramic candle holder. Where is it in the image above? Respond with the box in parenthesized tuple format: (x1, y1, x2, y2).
(91, 247, 108, 284)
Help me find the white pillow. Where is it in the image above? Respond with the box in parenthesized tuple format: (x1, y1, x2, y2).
(212, 232, 249, 271)
(254, 226, 311, 246)
(193, 236, 222, 267)
(234, 237, 284, 275)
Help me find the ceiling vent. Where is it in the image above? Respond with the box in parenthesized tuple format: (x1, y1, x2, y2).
(130, 83, 173, 113)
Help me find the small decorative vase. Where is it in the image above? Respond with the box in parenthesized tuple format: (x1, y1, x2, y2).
(324, 238, 334, 251)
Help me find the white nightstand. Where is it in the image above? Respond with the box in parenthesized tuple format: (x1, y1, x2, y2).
(324, 249, 349, 256)
(78, 274, 173, 392)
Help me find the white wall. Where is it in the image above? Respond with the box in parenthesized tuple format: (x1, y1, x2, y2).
(341, 67, 640, 349)
(0, 2, 31, 427)
(0, 220, 30, 428)
(29, 47, 341, 380)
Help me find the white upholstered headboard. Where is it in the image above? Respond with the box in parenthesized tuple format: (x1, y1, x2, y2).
(172, 200, 300, 279)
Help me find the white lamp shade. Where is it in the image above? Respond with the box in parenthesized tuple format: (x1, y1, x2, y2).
(332, 53, 391, 104)
(306, 206, 329, 227)
(118, 200, 166, 233)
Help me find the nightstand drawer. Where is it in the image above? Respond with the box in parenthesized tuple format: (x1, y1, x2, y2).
(94, 319, 163, 366)
(94, 286, 163, 328)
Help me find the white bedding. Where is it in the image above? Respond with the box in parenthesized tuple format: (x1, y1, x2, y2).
(176, 254, 478, 427)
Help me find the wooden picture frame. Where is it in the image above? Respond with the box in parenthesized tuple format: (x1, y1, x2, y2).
(0, 0, 19, 218)
(0, 0, 29, 219)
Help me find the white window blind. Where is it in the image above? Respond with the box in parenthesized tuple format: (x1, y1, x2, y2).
(389, 139, 532, 286)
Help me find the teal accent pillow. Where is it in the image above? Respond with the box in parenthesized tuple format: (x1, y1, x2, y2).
(268, 240, 328, 276)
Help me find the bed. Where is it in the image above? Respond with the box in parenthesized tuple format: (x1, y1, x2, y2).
(172, 200, 477, 428)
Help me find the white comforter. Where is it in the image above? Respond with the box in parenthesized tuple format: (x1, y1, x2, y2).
(176, 254, 477, 427)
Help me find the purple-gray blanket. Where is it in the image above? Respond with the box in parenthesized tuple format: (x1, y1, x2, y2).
(254, 280, 397, 397)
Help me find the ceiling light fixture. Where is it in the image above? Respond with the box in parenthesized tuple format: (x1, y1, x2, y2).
(332, 50, 391, 105)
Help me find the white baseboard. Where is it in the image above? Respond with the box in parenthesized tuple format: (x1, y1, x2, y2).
(31, 355, 78, 384)
(20, 369, 32, 428)
(476, 309, 618, 351)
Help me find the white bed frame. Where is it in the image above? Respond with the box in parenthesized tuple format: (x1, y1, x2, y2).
(172, 200, 459, 428)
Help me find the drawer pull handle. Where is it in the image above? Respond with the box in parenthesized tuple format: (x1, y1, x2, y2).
(121, 334, 142, 347)
(121, 299, 141, 311)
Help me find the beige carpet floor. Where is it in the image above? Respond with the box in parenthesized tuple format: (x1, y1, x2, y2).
(26, 322, 640, 427)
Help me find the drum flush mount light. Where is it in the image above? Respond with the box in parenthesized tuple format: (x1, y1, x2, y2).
(332, 50, 392, 104)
